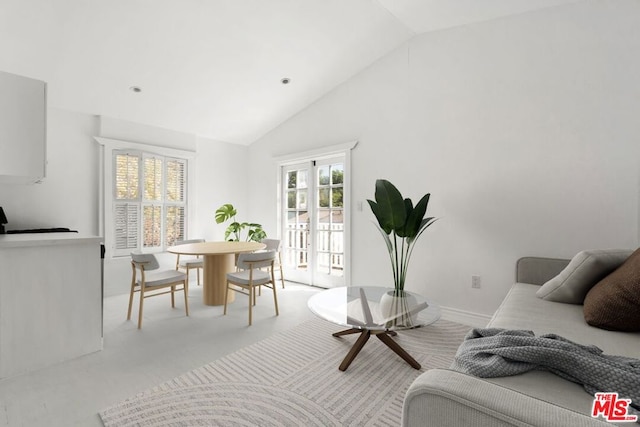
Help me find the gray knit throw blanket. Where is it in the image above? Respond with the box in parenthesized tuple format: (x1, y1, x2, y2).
(451, 328, 640, 418)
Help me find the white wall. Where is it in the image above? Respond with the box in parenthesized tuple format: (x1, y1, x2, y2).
(193, 136, 249, 241)
(247, 1, 640, 318)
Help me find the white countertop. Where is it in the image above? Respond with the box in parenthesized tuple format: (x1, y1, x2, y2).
(0, 233, 102, 248)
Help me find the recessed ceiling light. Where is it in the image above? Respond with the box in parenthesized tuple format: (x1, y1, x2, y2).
(129, 86, 142, 93)
(280, 78, 291, 85)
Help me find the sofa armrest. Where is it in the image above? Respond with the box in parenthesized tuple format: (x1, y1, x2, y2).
(516, 257, 569, 286)
(403, 369, 606, 427)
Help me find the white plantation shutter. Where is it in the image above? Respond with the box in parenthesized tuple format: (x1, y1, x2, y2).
(143, 156, 163, 201)
(165, 205, 185, 247)
(115, 153, 140, 200)
(143, 205, 162, 248)
(166, 159, 185, 202)
(165, 158, 186, 247)
(111, 150, 187, 255)
(113, 152, 141, 256)
(114, 203, 140, 251)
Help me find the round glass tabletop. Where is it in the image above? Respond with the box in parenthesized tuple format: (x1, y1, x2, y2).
(308, 286, 440, 331)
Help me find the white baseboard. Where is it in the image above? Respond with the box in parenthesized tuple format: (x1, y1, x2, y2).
(440, 306, 491, 328)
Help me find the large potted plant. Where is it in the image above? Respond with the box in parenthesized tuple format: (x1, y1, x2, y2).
(215, 203, 266, 242)
(367, 179, 437, 326)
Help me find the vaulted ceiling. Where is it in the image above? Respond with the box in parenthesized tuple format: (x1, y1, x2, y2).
(0, 0, 580, 145)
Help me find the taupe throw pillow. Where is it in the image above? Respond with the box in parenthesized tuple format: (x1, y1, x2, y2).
(583, 248, 640, 332)
(536, 249, 632, 304)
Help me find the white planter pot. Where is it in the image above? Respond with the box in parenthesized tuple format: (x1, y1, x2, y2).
(379, 290, 420, 328)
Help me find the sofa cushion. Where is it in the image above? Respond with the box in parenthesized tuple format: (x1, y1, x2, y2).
(583, 248, 640, 332)
(536, 249, 632, 304)
(491, 283, 640, 358)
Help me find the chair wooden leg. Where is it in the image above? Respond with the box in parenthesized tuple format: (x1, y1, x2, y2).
(183, 280, 189, 317)
(127, 282, 136, 320)
(270, 270, 279, 316)
(272, 284, 279, 316)
(278, 253, 285, 288)
(248, 286, 253, 326)
(137, 286, 144, 329)
(279, 265, 285, 289)
(171, 285, 175, 308)
(197, 267, 201, 286)
(223, 282, 230, 315)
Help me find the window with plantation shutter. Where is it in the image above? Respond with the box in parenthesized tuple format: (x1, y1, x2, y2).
(114, 203, 140, 250)
(112, 150, 187, 256)
(165, 158, 186, 247)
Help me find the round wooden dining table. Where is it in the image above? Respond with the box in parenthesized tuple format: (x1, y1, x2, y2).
(167, 241, 266, 306)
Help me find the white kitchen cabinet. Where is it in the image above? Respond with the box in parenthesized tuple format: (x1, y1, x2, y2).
(0, 70, 47, 183)
(0, 233, 103, 378)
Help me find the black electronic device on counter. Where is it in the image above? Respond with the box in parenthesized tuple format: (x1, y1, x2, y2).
(7, 227, 77, 234)
(0, 207, 77, 234)
(0, 207, 7, 234)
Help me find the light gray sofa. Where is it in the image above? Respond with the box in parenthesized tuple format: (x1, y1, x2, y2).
(403, 256, 640, 426)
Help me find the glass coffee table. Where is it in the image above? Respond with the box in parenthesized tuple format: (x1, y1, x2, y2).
(308, 286, 440, 371)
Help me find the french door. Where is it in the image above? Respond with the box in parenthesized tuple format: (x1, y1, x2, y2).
(281, 156, 347, 288)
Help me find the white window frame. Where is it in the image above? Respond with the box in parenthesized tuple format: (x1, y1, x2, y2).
(95, 136, 196, 258)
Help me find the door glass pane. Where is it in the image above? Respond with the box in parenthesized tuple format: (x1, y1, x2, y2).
(287, 190, 296, 209)
(297, 170, 308, 188)
(316, 252, 330, 275)
(317, 209, 330, 224)
(287, 171, 297, 188)
(284, 163, 309, 275)
(331, 164, 343, 185)
(314, 161, 345, 281)
(330, 231, 344, 277)
(318, 166, 330, 185)
(316, 230, 329, 251)
(297, 250, 308, 271)
(297, 191, 307, 209)
(290, 208, 308, 272)
(331, 209, 343, 225)
(331, 188, 343, 207)
(318, 188, 330, 208)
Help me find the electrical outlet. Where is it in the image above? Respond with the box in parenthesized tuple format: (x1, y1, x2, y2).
(471, 275, 481, 289)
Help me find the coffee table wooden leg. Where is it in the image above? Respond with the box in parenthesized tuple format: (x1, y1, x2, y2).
(332, 328, 361, 337)
(376, 332, 421, 369)
(339, 330, 371, 371)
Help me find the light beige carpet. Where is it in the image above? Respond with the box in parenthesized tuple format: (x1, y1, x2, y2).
(99, 318, 470, 426)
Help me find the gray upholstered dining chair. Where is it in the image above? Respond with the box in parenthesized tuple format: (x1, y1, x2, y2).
(261, 238, 285, 288)
(174, 238, 205, 286)
(128, 252, 189, 329)
(224, 251, 278, 326)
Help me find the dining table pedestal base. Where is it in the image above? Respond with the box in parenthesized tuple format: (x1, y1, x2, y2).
(203, 254, 236, 306)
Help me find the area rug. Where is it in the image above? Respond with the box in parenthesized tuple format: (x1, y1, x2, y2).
(99, 318, 470, 426)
